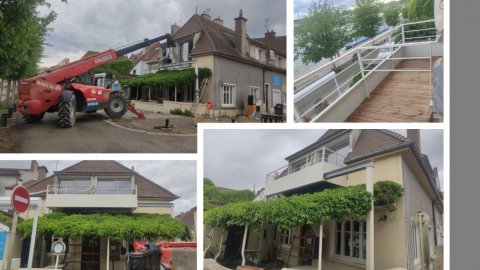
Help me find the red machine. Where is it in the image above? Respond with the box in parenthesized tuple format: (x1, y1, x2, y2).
(128, 241, 196, 270)
(16, 34, 172, 127)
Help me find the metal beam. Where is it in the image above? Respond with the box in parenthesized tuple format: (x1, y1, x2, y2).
(323, 159, 374, 180)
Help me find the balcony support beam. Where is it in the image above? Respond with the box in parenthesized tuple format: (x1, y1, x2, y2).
(323, 159, 373, 180)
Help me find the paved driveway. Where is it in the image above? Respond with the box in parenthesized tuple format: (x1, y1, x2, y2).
(4, 111, 196, 153)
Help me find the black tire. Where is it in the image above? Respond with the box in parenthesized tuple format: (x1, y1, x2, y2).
(105, 92, 128, 119)
(58, 94, 76, 128)
(23, 113, 45, 123)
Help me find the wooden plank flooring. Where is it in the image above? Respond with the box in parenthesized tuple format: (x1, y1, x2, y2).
(347, 59, 432, 122)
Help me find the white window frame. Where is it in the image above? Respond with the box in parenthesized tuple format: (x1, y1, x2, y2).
(250, 86, 260, 103)
(281, 229, 292, 246)
(222, 83, 236, 108)
(335, 220, 366, 262)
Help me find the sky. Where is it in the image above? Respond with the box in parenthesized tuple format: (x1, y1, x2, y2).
(0, 160, 196, 216)
(204, 129, 444, 192)
(295, 0, 398, 18)
(38, 0, 286, 67)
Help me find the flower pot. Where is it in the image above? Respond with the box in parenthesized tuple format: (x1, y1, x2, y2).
(0, 113, 7, 127)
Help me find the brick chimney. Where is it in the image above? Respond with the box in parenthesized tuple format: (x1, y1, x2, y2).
(407, 129, 421, 152)
(201, 12, 211, 20)
(234, 9, 248, 55)
(214, 16, 223, 26)
(265, 30, 276, 40)
(171, 24, 180, 36)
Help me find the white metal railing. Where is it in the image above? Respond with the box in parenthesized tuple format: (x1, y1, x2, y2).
(47, 184, 137, 195)
(294, 19, 437, 122)
(265, 147, 346, 182)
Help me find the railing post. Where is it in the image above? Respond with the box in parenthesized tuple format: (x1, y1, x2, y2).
(322, 147, 326, 162)
(357, 51, 369, 98)
(430, 42, 433, 90)
(401, 25, 406, 44)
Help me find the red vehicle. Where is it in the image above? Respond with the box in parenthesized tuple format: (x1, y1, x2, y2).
(128, 241, 197, 270)
(16, 34, 172, 128)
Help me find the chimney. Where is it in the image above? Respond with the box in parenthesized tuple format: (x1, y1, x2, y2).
(214, 16, 223, 26)
(201, 12, 211, 20)
(171, 24, 180, 36)
(235, 9, 248, 55)
(407, 129, 421, 152)
(265, 30, 276, 40)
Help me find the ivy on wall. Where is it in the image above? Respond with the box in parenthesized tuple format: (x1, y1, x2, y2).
(121, 68, 212, 88)
(18, 213, 186, 241)
(205, 181, 404, 229)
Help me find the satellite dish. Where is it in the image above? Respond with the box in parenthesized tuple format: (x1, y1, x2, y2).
(434, 0, 444, 32)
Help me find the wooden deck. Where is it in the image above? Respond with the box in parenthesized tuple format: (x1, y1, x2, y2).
(347, 59, 432, 122)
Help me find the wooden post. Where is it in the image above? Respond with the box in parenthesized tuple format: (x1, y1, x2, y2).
(106, 237, 110, 270)
(318, 223, 323, 270)
(214, 229, 224, 261)
(241, 225, 249, 265)
(366, 165, 374, 270)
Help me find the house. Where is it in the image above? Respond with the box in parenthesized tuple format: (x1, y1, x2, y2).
(206, 130, 444, 270)
(0, 161, 48, 197)
(3, 160, 181, 270)
(132, 10, 286, 116)
(176, 207, 197, 240)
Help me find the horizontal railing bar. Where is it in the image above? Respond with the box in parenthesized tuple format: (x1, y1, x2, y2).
(358, 41, 435, 50)
(404, 28, 437, 33)
(369, 69, 430, 72)
(402, 19, 435, 27)
(362, 56, 431, 61)
(404, 35, 437, 40)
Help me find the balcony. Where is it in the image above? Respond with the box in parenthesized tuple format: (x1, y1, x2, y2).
(148, 60, 197, 73)
(294, 19, 443, 123)
(264, 147, 347, 196)
(45, 184, 138, 209)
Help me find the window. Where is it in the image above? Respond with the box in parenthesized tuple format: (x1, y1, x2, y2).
(273, 89, 281, 106)
(281, 229, 292, 245)
(76, 72, 93, 85)
(222, 84, 236, 107)
(59, 180, 91, 194)
(180, 40, 193, 62)
(250, 86, 260, 102)
(335, 220, 366, 260)
(96, 179, 132, 194)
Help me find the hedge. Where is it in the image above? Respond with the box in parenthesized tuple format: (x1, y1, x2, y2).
(121, 68, 212, 88)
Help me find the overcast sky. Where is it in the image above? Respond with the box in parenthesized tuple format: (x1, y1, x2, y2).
(39, 0, 286, 67)
(204, 129, 444, 192)
(0, 160, 196, 216)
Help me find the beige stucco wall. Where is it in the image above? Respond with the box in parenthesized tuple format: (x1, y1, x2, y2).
(193, 55, 215, 104)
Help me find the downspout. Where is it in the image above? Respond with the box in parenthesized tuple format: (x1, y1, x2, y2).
(431, 201, 437, 246)
(262, 68, 266, 114)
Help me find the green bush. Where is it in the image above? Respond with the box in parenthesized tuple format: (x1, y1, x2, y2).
(374, 181, 405, 212)
(350, 72, 363, 87)
(169, 108, 193, 116)
(123, 68, 212, 88)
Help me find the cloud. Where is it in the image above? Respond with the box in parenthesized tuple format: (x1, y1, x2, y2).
(0, 160, 197, 216)
(204, 129, 444, 192)
(40, 0, 286, 67)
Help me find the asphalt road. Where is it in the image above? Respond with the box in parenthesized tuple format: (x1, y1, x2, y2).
(7, 112, 196, 153)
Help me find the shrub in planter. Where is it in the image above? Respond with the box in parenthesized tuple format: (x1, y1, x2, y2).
(374, 181, 404, 212)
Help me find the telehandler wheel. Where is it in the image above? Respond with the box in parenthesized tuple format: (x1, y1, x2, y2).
(23, 113, 45, 123)
(58, 94, 76, 128)
(105, 92, 127, 119)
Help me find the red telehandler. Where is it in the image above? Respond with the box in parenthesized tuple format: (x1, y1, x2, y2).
(16, 34, 172, 128)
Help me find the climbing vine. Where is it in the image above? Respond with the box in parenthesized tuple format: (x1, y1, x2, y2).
(18, 213, 186, 241)
(373, 181, 405, 212)
(205, 181, 404, 229)
(121, 68, 212, 88)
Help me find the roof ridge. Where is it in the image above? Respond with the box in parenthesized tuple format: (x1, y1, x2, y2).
(376, 129, 410, 142)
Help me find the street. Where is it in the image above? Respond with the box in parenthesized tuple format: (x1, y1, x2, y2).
(4, 111, 196, 153)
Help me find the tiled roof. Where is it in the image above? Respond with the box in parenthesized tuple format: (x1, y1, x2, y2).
(5, 180, 37, 190)
(173, 14, 286, 67)
(26, 161, 178, 200)
(176, 207, 196, 230)
(344, 130, 410, 164)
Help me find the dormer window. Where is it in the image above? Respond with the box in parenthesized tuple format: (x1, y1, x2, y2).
(180, 40, 194, 62)
(97, 179, 132, 194)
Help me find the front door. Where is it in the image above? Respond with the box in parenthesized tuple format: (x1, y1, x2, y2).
(299, 225, 315, 265)
(81, 237, 101, 270)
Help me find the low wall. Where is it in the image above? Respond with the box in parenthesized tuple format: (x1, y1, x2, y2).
(132, 100, 209, 115)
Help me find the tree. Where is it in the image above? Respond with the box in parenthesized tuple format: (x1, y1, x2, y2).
(352, 0, 383, 39)
(0, 0, 59, 104)
(295, 1, 351, 65)
(406, 0, 434, 21)
(383, 2, 402, 27)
